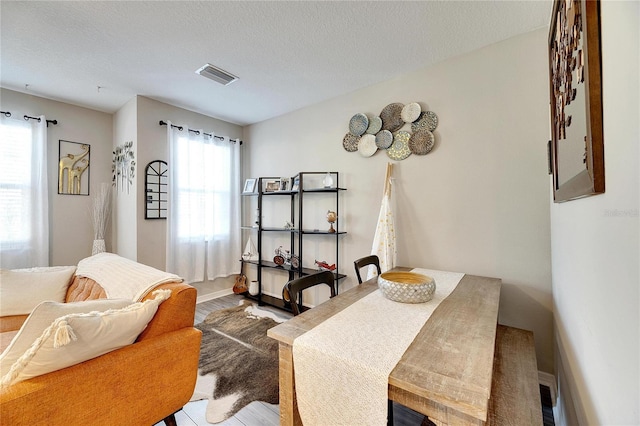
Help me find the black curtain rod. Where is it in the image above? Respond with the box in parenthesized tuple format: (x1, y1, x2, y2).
(159, 120, 242, 145)
(22, 114, 58, 127)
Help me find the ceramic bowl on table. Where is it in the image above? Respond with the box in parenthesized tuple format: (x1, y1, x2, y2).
(377, 271, 436, 303)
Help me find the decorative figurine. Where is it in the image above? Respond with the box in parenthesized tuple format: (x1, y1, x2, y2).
(326, 210, 337, 233)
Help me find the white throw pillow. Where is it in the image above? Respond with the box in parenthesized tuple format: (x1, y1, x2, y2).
(0, 289, 171, 387)
(0, 266, 77, 316)
(0, 298, 132, 378)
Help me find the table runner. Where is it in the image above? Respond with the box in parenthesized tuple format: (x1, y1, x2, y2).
(292, 268, 464, 426)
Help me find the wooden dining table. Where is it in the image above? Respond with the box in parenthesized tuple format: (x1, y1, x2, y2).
(267, 267, 502, 426)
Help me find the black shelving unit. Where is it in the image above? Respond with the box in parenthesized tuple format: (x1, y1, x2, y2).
(240, 172, 346, 311)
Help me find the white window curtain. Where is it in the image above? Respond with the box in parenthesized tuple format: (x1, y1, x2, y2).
(166, 121, 241, 283)
(0, 115, 49, 268)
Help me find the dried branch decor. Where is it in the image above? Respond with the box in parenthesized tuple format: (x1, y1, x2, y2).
(90, 183, 112, 255)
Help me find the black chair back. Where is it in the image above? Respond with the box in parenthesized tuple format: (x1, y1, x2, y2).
(284, 271, 336, 316)
(353, 255, 382, 284)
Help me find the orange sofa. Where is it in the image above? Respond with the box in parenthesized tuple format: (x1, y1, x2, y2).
(0, 275, 202, 426)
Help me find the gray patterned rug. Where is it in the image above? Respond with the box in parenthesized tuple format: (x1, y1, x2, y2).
(190, 301, 285, 424)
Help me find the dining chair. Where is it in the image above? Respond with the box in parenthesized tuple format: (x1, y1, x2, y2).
(353, 254, 394, 425)
(283, 271, 336, 316)
(353, 254, 382, 284)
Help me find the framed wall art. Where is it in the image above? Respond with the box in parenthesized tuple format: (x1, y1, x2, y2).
(243, 178, 257, 194)
(58, 140, 90, 195)
(548, 0, 604, 202)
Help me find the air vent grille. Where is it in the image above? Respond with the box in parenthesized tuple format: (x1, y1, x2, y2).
(195, 64, 238, 86)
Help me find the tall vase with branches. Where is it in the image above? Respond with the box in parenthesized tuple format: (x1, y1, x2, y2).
(90, 183, 112, 255)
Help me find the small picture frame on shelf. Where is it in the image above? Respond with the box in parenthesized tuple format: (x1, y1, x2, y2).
(279, 177, 290, 191)
(243, 178, 257, 194)
(265, 179, 280, 192)
(291, 176, 300, 192)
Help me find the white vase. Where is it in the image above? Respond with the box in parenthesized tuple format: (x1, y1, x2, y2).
(249, 280, 259, 296)
(92, 239, 106, 255)
(323, 172, 334, 188)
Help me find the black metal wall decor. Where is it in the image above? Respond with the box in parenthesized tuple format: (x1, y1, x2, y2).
(145, 160, 168, 219)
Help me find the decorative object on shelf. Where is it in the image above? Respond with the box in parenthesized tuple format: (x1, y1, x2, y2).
(548, 0, 604, 202)
(408, 129, 435, 155)
(243, 178, 257, 194)
(377, 271, 436, 304)
(254, 208, 260, 227)
(112, 141, 135, 194)
(89, 183, 111, 255)
(242, 238, 259, 261)
(380, 103, 405, 132)
(290, 255, 300, 269)
(232, 273, 248, 294)
(291, 176, 300, 191)
(284, 220, 295, 230)
(342, 133, 360, 152)
(401, 102, 421, 123)
(315, 260, 336, 271)
(58, 140, 90, 195)
(349, 113, 369, 136)
(322, 172, 334, 188)
(145, 160, 168, 219)
(358, 134, 378, 157)
(342, 103, 439, 161)
(273, 246, 298, 267)
(387, 131, 412, 161)
(326, 210, 337, 233)
(248, 280, 259, 296)
(279, 177, 290, 191)
(264, 179, 280, 192)
(365, 115, 382, 135)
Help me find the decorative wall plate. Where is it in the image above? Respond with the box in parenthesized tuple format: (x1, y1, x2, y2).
(349, 113, 369, 136)
(411, 111, 438, 132)
(380, 103, 405, 132)
(409, 129, 435, 155)
(387, 131, 411, 161)
(343, 133, 360, 152)
(375, 130, 393, 149)
(401, 102, 421, 123)
(358, 134, 378, 157)
(366, 116, 382, 134)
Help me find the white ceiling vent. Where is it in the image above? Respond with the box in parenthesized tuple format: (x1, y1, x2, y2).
(195, 64, 238, 86)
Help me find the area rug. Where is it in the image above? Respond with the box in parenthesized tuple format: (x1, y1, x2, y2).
(190, 300, 286, 424)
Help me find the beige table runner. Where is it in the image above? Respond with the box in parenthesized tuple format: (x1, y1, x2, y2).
(292, 268, 464, 426)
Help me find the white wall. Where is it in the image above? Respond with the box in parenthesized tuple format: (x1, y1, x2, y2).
(245, 28, 554, 372)
(113, 96, 138, 260)
(1, 88, 113, 266)
(551, 2, 640, 424)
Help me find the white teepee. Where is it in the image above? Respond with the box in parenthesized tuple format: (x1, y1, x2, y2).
(368, 163, 396, 279)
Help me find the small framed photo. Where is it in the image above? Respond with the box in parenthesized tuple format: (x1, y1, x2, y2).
(279, 177, 290, 191)
(265, 179, 280, 193)
(243, 178, 257, 194)
(291, 176, 300, 192)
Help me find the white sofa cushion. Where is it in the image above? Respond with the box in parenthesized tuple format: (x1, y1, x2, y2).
(0, 298, 131, 377)
(0, 289, 171, 387)
(0, 266, 76, 316)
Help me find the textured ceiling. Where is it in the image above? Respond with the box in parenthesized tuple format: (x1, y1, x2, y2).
(0, 1, 552, 126)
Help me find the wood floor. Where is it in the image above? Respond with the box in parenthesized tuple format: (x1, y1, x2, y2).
(164, 294, 552, 426)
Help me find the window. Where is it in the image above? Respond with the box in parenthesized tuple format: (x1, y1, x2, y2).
(0, 115, 49, 268)
(166, 123, 240, 283)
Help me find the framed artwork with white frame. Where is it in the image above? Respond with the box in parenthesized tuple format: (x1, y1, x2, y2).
(243, 178, 257, 194)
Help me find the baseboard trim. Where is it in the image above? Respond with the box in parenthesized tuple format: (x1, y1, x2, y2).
(539, 371, 557, 406)
(196, 288, 234, 304)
